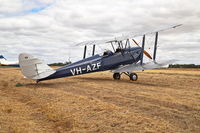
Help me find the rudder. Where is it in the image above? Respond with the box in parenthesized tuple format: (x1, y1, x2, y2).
(19, 53, 56, 80)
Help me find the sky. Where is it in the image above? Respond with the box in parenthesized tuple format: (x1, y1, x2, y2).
(0, 0, 199, 64)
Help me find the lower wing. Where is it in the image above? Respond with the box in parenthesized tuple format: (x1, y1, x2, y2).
(112, 60, 177, 73)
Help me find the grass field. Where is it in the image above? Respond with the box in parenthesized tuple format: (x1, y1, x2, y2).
(0, 67, 200, 133)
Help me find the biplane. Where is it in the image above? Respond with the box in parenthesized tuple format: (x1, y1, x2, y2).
(18, 24, 181, 83)
(0, 55, 19, 67)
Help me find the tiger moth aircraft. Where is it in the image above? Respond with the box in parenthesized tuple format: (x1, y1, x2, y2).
(19, 24, 181, 83)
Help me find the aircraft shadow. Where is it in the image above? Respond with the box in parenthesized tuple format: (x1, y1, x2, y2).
(134, 81, 171, 88)
(75, 77, 137, 83)
(76, 77, 170, 88)
(24, 81, 77, 88)
(23, 77, 167, 89)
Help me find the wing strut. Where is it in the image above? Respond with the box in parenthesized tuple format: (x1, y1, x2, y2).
(92, 45, 95, 56)
(83, 45, 87, 59)
(110, 42, 116, 52)
(153, 32, 158, 61)
(120, 41, 123, 48)
(125, 39, 130, 49)
(140, 35, 145, 65)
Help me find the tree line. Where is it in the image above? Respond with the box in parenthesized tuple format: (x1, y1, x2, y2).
(169, 64, 200, 68)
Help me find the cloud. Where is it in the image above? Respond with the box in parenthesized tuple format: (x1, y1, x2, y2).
(0, 0, 200, 64)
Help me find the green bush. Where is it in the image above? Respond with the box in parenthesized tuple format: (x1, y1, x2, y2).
(15, 83, 23, 87)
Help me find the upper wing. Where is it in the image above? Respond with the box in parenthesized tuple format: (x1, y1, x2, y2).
(76, 24, 182, 46)
(112, 59, 177, 73)
(76, 39, 111, 46)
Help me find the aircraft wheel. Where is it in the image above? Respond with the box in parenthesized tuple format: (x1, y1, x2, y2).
(113, 73, 121, 80)
(129, 73, 138, 81)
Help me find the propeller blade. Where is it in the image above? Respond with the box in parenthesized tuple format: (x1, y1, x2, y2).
(132, 39, 153, 59)
(143, 50, 152, 59)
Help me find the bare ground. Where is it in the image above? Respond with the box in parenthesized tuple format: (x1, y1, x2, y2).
(0, 67, 200, 133)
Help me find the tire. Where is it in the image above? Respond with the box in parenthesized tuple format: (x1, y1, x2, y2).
(129, 73, 138, 81)
(113, 73, 121, 80)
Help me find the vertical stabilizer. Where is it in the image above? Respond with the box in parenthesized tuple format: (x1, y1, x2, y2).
(0, 55, 6, 61)
(0, 55, 6, 64)
(19, 53, 56, 80)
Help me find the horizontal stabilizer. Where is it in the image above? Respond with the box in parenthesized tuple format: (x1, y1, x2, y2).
(19, 53, 56, 80)
(112, 60, 177, 73)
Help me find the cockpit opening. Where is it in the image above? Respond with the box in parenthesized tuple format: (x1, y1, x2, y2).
(103, 50, 113, 56)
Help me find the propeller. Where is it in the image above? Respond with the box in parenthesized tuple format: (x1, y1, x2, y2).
(132, 39, 152, 59)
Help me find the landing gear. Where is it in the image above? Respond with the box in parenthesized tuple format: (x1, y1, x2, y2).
(113, 73, 121, 80)
(113, 72, 138, 81)
(36, 80, 40, 84)
(129, 73, 138, 81)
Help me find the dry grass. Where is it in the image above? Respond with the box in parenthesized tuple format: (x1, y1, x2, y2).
(0, 67, 200, 133)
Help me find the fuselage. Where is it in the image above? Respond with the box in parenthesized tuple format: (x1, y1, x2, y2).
(0, 64, 19, 67)
(39, 47, 142, 81)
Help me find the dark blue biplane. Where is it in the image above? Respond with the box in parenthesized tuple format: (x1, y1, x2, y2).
(19, 24, 181, 83)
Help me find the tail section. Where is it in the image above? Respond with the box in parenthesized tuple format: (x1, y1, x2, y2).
(0, 55, 6, 59)
(19, 53, 56, 80)
(0, 55, 6, 65)
(0, 55, 6, 62)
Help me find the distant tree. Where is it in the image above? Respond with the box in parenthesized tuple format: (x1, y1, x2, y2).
(169, 64, 200, 68)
